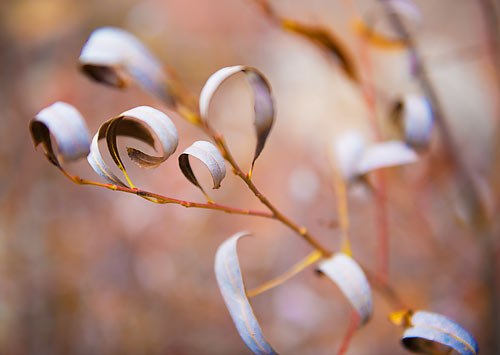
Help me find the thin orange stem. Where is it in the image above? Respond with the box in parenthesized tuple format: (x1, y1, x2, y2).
(375, 170, 389, 285)
(332, 165, 352, 256)
(337, 311, 359, 355)
(247, 250, 322, 297)
(58, 168, 274, 218)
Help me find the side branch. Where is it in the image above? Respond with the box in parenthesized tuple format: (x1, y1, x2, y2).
(59, 168, 274, 218)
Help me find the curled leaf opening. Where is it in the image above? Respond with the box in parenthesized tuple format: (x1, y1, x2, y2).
(392, 310, 478, 355)
(79, 27, 175, 106)
(317, 253, 373, 326)
(87, 106, 178, 187)
(214, 232, 278, 355)
(199, 65, 275, 170)
(179, 140, 226, 196)
(30, 102, 91, 167)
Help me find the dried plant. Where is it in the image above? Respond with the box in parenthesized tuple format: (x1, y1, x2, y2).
(27, 1, 493, 354)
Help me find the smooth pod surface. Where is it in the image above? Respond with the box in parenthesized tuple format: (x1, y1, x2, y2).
(214, 232, 278, 355)
(30, 102, 91, 166)
(318, 253, 373, 326)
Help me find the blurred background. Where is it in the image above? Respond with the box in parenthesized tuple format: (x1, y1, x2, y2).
(1, 0, 499, 353)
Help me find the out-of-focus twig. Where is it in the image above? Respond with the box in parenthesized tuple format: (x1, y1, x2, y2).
(378, 1, 498, 352)
(337, 311, 360, 355)
(477, 1, 500, 353)
(377, 0, 488, 225)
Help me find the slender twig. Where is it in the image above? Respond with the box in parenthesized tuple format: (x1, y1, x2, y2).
(342, 0, 391, 285)
(331, 163, 352, 255)
(477, 2, 500, 352)
(337, 311, 360, 355)
(247, 250, 322, 297)
(58, 168, 275, 218)
(370, 272, 407, 311)
(379, 2, 498, 352)
(377, 0, 487, 224)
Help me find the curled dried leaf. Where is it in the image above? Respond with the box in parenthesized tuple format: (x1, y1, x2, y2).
(281, 19, 358, 81)
(317, 253, 373, 326)
(333, 131, 367, 181)
(79, 27, 175, 106)
(30, 102, 91, 167)
(179, 140, 226, 196)
(397, 310, 478, 355)
(351, 19, 407, 50)
(356, 140, 418, 176)
(199, 66, 275, 170)
(352, 0, 421, 50)
(393, 95, 434, 148)
(214, 232, 278, 355)
(87, 106, 178, 187)
(333, 132, 418, 181)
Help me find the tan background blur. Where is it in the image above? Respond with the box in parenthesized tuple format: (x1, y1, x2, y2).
(1, 0, 499, 354)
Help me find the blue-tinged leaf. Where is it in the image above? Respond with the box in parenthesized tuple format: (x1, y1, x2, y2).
(179, 140, 226, 194)
(332, 131, 418, 181)
(332, 131, 366, 181)
(199, 66, 275, 169)
(402, 311, 478, 355)
(385, 0, 422, 26)
(355, 140, 418, 176)
(317, 253, 373, 326)
(87, 106, 178, 187)
(30, 102, 91, 167)
(214, 232, 278, 355)
(397, 95, 434, 148)
(79, 27, 175, 106)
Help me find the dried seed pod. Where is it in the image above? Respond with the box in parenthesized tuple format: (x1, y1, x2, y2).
(79, 27, 175, 106)
(200, 66, 274, 171)
(318, 253, 373, 326)
(30, 102, 91, 167)
(393, 95, 434, 148)
(214, 232, 278, 355)
(332, 131, 418, 181)
(179, 140, 226, 196)
(390, 310, 478, 355)
(88, 106, 178, 187)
